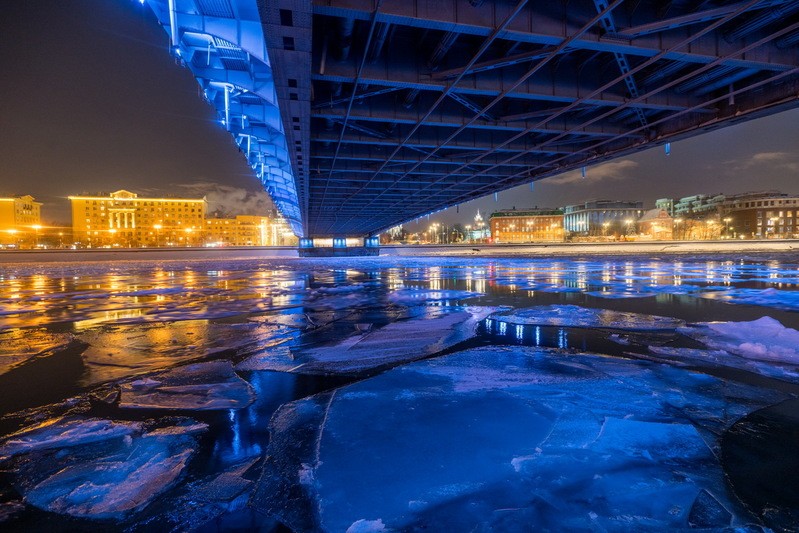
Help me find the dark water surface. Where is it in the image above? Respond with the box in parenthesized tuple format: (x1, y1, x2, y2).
(1, 253, 798, 531)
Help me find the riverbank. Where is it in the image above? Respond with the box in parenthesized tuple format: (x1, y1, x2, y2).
(0, 239, 797, 263)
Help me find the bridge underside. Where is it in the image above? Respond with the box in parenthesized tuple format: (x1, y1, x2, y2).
(144, 0, 799, 238)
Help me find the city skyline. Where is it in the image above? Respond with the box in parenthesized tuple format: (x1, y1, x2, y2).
(1, 1, 798, 228)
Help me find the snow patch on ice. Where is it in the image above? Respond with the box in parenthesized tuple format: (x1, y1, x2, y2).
(298, 463, 315, 485)
(680, 316, 799, 364)
(346, 518, 386, 533)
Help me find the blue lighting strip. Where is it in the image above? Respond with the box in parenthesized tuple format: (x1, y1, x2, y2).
(138, 0, 304, 236)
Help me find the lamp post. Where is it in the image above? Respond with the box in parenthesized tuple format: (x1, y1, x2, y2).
(722, 217, 732, 239)
(31, 224, 42, 248)
(153, 224, 162, 247)
(109, 228, 118, 247)
(705, 219, 716, 240)
(465, 224, 472, 243)
(6, 229, 18, 248)
(430, 223, 440, 244)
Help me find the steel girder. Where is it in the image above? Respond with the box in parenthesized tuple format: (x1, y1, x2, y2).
(302, 0, 799, 236)
(137, 0, 799, 238)
(140, 0, 304, 235)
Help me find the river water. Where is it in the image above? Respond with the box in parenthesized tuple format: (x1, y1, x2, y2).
(0, 253, 798, 531)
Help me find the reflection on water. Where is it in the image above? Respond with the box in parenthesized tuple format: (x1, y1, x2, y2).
(1, 254, 799, 530)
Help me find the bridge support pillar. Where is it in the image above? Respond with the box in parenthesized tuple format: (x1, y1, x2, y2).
(297, 236, 379, 257)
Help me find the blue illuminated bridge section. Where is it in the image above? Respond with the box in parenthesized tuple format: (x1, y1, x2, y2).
(140, 0, 799, 238)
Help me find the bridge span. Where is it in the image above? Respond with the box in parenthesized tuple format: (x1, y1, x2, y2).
(137, 0, 799, 242)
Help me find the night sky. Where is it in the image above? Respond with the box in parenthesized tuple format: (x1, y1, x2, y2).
(2, 0, 798, 227)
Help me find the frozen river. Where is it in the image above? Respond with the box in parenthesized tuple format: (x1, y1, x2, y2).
(1, 253, 798, 531)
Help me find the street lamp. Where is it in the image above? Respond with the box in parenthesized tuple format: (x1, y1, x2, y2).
(184, 227, 194, 247)
(722, 217, 732, 239)
(31, 224, 42, 248)
(465, 224, 472, 243)
(109, 228, 118, 247)
(430, 223, 440, 244)
(6, 229, 18, 248)
(153, 224, 162, 247)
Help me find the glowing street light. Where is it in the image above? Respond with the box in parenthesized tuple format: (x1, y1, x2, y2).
(31, 224, 42, 248)
(153, 224, 162, 247)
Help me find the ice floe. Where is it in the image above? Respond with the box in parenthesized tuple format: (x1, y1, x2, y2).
(256, 346, 785, 531)
(0, 330, 76, 375)
(0, 417, 142, 460)
(22, 424, 203, 519)
(290, 307, 498, 373)
(387, 289, 483, 304)
(488, 304, 684, 331)
(140, 458, 259, 531)
(679, 316, 799, 364)
(1, 417, 207, 519)
(116, 360, 255, 411)
(699, 287, 799, 311)
(646, 345, 799, 382)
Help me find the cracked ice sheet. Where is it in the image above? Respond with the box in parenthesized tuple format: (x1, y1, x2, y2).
(387, 289, 484, 305)
(0, 329, 75, 376)
(646, 346, 799, 382)
(679, 316, 799, 366)
(259, 346, 786, 531)
(0, 417, 143, 460)
(489, 304, 684, 331)
(699, 287, 799, 311)
(116, 361, 255, 411)
(75, 321, 287, 385)
(289, 306, 499, 374)
(4, 418, 206, 520)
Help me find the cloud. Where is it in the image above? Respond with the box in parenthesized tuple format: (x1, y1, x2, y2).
(737, 151, 799, 172)
(546, 159, 639, 185)
(174, 182, 275, 215)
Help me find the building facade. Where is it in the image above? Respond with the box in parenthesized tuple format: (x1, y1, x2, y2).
(563, 200, 643, 237)
(637, 208, 673, 240)
(489, 208, 564, 243)
(724, 195, 799, 238)
(205, 214, 297, 246)
(69, 190, 206, 247)
(0, 195, 43, 247)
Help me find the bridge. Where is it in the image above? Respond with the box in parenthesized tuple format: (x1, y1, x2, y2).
(137, 0, 799, 244)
